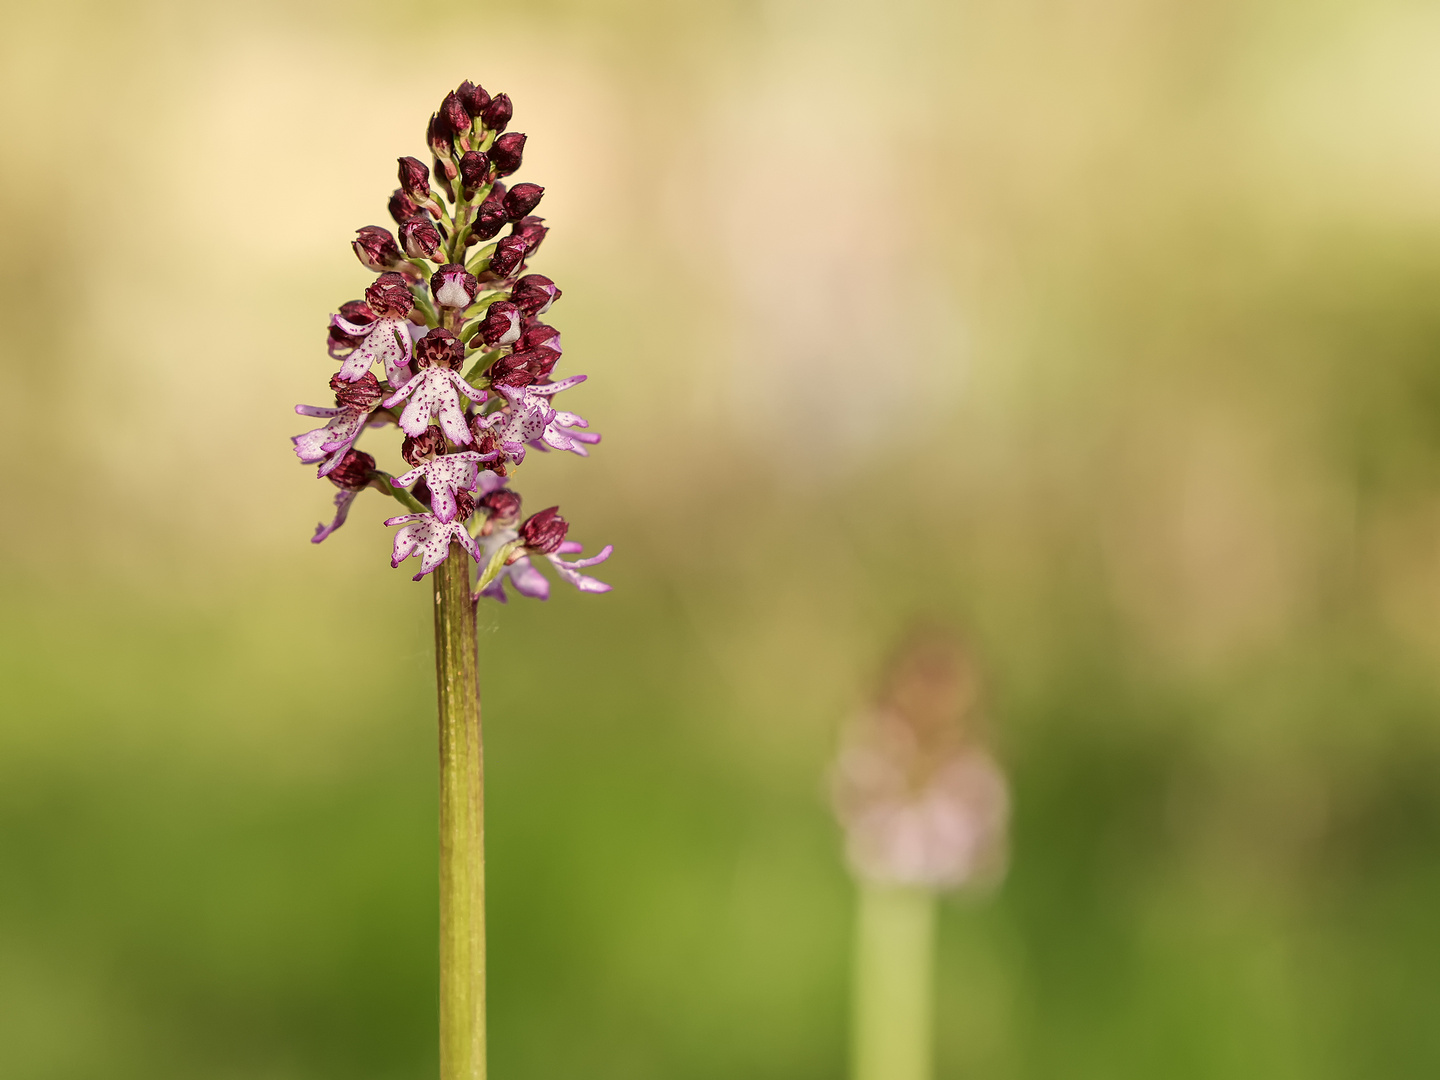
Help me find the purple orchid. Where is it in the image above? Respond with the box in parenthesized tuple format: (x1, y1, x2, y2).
(385, 490, 483, 580)
(392, 430, 504, 523)
(334, 273, 417, 384)
(474, 504, 612, 602)
(384, 329, 486, 445)
(476, 376, 589, 463)
(292, 372, 388, 478)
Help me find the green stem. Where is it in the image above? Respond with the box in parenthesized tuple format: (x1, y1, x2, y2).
(435, 546, 485, 1080)
(853, 883, 936, 1080)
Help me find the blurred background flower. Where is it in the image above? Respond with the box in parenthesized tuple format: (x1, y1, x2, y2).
(4, 0, 1440, 1077)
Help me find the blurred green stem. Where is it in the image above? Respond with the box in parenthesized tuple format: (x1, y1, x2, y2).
(435, 545, 485, 1080)
(853, 883, 936, 1080)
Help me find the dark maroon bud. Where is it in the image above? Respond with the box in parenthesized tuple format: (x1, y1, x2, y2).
(511, 346, 560, 378)
(511, 274, 561, 316)
(459, 150, 491, 189)
(479, 301, 522, 347)
(399, 216, 444, 260)
(326, 449, 377, 492)
(330, 370, 385, 409)
(453, 489, 477, 522)
(430, 263, 480, 308)
(389, 187, 420, 226)
(398, 156, 431, 198)
(488, 132, 525, 177)
(458, 80, 491, 119)
(503, 183, 544, 221)
(509, 216, 548, 255)
(414, 328, 464, 370)
(427, 113, 452, 158)
(518, 322, 560, 354)
(519, 506, 568, 554)
(440, 91, 471, 137)
(402, 425, 448, 466)
(479, 488, 522, 524)
(364, 273, 415, 318)
(352, 225, 402, 271)
(488, 234, 528, 278)
(480, 93, 512, 132)
(471, 191, 509, 241)
(486, 351, 531, 386)
(432, 156, 459, 187)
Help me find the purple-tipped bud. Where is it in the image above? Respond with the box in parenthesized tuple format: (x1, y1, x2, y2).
(389, 188, 420, 226)
(401, 425, 447, 466)
(398, 156, 431, 199)
(399, 216, 445, 261)
(503, 183, 544, 221)
(415, 328, 464, 370)
(509, 216, 549, 256)
(479, 488, 522, 525)
(459, 80, 491, 119)
(330, 370, 386, 409)
(352, 226, 402, 271)
(488, 234, 528, 278)
(440, 91, 471, 137)
(518, 321, 561, 354)
(452, 489, 477, 522)
(511, 274, 561, 316)
(479, 301, 522, 347)
(327, 449, 377, 491)
(489, 132, 526, 177)
(364, 273, 415, 318)
(481, 93, 512, 132)
(519, 506, 568, 554)
(471, 190, 510, 242)
(459, 151, 491, 190)
(430, 263, 481, 308)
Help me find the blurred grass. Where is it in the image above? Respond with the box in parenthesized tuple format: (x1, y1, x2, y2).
(5, 0, 1440, 1077)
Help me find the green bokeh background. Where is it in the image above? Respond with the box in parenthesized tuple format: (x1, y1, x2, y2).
(5, 0, 1440, 1076)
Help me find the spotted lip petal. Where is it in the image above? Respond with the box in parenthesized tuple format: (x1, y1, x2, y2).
(333, 315, 414, 384)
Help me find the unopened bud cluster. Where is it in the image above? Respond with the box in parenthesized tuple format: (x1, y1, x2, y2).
(292, 80, 611, 599)
(832, 631, 1009, 890)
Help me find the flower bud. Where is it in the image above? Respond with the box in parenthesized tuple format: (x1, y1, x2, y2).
(479, 488, 522, 524)
(518, 321, 560, 354)
(364, 273, 415, 318)
(398, 156, 431, 199)
(352, 225, 402, 271)
(330, 370, 385, 409)
(459, 150, 491, 190)
(414, 328, 464, 370)
(492, 346, 559, 386)
(481, 93, 512, 132)
(389, 188, 420, 226)
(470, 190, 509, 241)
(440, 91, 471, 138)
(488, 234, 528, 278)
(459, 80, 491, 119)
(399, 216, 444, 261)
(427, 113, 452, 158)
(478, 301, 522, 347)
(504, 183, 544, 220)
(402, 425, 447, 466)
(430, 263, 481, 308)
(509, 216, 548, 256)
(433, 156, 458, 186)
(519, 506, 568, 554)
(511, 274, 560, 316)
(453, 489, 477, 522)
(488, 132, 526, 177)
(326, 449, 377, 491)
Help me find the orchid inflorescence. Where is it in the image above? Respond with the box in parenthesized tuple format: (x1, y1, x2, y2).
(292, 80, 611, 601)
